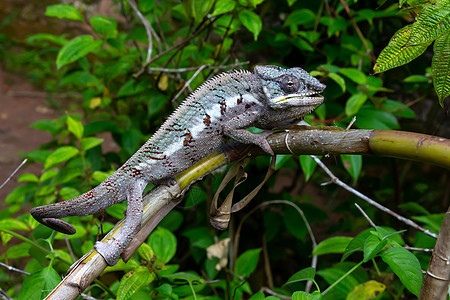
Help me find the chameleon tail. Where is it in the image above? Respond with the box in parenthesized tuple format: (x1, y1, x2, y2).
(30, 179, 126, 235)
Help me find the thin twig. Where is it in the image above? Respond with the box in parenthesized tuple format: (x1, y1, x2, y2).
(233, 200, 318, 293)
(147, 61, 249, 73)
(312, 156, 438, 239)
(126, 0, 156, 77)
(259, 287, 291, 300)
(403, 246, 433, 253)
(0, 158, 27, 191)
(0, 262, 30, 275)
(354, 203, 377, 228)
(171, 64, 209, 102)
(339, 0, 376, 63)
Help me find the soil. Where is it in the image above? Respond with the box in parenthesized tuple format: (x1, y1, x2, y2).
(0, 67, 58, 203)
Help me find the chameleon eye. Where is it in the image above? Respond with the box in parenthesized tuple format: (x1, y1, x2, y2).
(280, 75, 301, 93)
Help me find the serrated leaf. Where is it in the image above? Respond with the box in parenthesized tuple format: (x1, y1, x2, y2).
(409, 4, 450, 45)
(313, 236, 353, 255)
(345, 93, 368, 116)
(373, 24, 430, 74)
(44, 146, 79, 168)
(235, 248, 261, 277)
(67, 116, 84, 139)
(89, 15, 118, 38)
(45, 4, 84, 22)
(117, 266, 155, 300)
(56, 35, 102, 69)
(238, 10, 262, 41)
(380, 247, 423, 296)
(299, 155, 318, 182)
(432, 31, 450, 106)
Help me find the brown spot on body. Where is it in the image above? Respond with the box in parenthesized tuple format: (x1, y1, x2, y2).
(237, 93, 243, 104)
(203, 114, 211, 126)
(417, 137, 426, 148)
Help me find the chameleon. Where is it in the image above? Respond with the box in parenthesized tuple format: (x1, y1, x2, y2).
(30, 65, 326, 265)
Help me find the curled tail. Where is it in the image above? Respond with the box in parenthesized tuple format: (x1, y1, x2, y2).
(30, 178, 126, 235)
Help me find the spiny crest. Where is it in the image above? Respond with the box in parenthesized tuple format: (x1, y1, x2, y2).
(159, 69, 252, 128)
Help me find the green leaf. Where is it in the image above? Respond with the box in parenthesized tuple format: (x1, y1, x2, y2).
(18, 266, 60, 300)
(238, 10, 262, 41)
(44, 146, 79, 168)
(275, 155, 291, 170)
(345, 93, 368, 116)
(432, 31, 450, 106)
(285, 267, 316, 285)
(80, 137, 104, 151)
(137, 243, 155, 262)
(18, 173, 39, 183)
(45, 4, 84, 22)
(235, 248, 261, 277)
(328, 73, 346, 92)
(284, 9, 316, 27)
(317, 266, 359, 295)
(249, 292, 265, 300)
(292, 291, 322, 300)
(90, 15, 118, 38)
(338, 68, 367, 85)
(299, 155, 318, 182)
(363, 235, 387, 262)
(342, 229, 372, 261)
(0, 219, 29, 231)
(373, 24, 430, 74)
(149, 227, 177, 263)
(347, 280, 386, 300)
(117, 266, 155, 300)
(380, 247, 423, 296)
(355, 107, 400, 130)
(67, 116, 84, 139)
(340, 155, 362, 182)
(409, 4, 450, 45)
(56, 35, 102, 69)
(313, 237, 353, 255)
(212, 0, 236, 16)
(191, 0, 215, 23)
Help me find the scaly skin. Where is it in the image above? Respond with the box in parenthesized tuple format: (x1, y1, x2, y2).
(31, 65, 326, 265)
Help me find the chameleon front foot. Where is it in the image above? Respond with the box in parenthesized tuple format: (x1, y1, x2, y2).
(95, 241, 122, 266)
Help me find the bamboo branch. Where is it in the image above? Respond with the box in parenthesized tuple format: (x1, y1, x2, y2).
(41, 127, 449, 299)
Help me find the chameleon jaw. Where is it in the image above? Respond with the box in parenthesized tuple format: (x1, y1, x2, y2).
(271, 94, 324, 107)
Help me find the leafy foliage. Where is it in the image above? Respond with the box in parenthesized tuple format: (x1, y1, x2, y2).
(373, 0, 450, 106)
(0, 0, 447, 299)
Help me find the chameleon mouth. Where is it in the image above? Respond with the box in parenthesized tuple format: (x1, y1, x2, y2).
(272, 94, 324, 105)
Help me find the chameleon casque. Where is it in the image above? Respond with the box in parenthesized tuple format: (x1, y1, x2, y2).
(31, 65, 326, 265)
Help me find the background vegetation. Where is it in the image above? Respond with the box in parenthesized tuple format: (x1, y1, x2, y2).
(0, 0, 448, 299)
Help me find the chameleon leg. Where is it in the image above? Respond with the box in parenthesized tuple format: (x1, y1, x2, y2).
(95, 179, 146, 266)
(222, 107, 275, 155)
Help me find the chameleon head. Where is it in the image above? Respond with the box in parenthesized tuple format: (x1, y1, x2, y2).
(254, 65, 325, 110)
